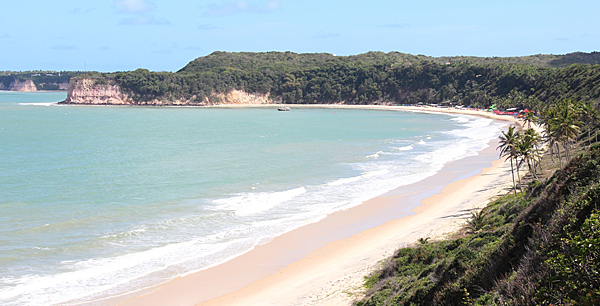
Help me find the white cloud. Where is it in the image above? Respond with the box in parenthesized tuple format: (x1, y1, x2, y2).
(204, 0, 281, 16)
(115, 0, 155, 13)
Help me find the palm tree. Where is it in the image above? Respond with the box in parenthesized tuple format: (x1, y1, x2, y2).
(542, 101, 582, 167)
(541, 108, 559, 165)
(466, 210, 489, 234)
(550, 102, 582, 161)
(516, 132, 542, 181)
(498, 125, 520, 193)
(524, 128, 543, 173)
(578, 102, 600, 146)
(522, 111, 537, 129)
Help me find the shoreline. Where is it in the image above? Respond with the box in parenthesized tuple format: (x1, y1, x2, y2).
(114, 106, 521, 306)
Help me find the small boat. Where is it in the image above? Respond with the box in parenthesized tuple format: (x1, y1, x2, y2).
(277, 107, 291, 111)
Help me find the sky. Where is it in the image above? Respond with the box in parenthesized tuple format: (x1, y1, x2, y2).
(1, 0, 598, 72)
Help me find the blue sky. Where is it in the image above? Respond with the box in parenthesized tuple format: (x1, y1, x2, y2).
(1, 0, 598, 72)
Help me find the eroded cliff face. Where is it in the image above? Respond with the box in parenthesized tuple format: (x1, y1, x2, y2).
(63, 78, 133, 105)
(58, 81, 70, 90)
(214, 90, 273, 105)
(0, 80, 70, 91)
(36, 81, 70, 90)
(63, 78, 276, 106)
(0, 79, 38, 91)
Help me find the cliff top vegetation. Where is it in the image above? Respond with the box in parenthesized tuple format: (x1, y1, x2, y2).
(70, 51, 600, 109)
(0, 71, 87, 90)
(178, 51, 600, 74)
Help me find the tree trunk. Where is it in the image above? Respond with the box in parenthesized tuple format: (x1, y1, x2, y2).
(527, 158, 538, 180)
(510, 158, 516, 194)
(516, 158, 523, 192)
(556, 143, 563, 168)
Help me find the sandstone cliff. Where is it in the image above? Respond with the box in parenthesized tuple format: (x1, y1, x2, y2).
(214, 89, 273, 105)
(0, 79, 37, 91)
(0, 80, 70, 91)
(63, 78, 133, 105)
(62, 78, 276, 106)
(37, 81, 70, 90)
(58, 81, 70, 90)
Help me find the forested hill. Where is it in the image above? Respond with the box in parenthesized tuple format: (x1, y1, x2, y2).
(179, 51, 600, 73)
(70, 51, 600, 109)
(1, 71, 85, 91)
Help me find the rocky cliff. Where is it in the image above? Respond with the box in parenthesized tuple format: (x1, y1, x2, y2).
(62, 78, 276, 106)
(0, 79, 37, 91)
(0, 79, 70, 91)
(62, 78, 133, 105)
(37, 81, 70, 90)
(214, 89, 274, 105)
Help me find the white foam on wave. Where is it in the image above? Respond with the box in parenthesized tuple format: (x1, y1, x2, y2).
(363, 169, 390, 178)
(325, 169, 389, 188)
(445, 117, 498, 142)
(365, 151, 383, 159)
(100, 228, 146, 240)
(393, 145, 413, 151)
(450, 116, 470, 123)
(416, 116, 503, 167)
(18, 102, 57, 106)
(213, 186, 307, 216)
(326, 175, 363, 187)
(0, 227, 258, 305)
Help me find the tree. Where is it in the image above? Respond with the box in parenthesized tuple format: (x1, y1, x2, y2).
(524, 128, 543, 173)
(578, 102, 600, 146)
(522, 111, 537, 129)
(515, 130, 542, 181)
(498, 125, 520, 193)
(550, 101, 582, 161)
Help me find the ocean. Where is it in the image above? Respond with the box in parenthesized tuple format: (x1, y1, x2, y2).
(0, 92, 505, 305)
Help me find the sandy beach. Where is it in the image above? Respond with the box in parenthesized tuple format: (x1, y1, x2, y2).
(118, 106, 520, 306)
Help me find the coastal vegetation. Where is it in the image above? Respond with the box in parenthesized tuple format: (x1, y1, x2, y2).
(0, 71, 84, 90)
(355, 100, 600, 305)
(70, 51, 600, 108)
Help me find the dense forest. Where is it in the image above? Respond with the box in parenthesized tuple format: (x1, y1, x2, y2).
(76, 51, 600, 109)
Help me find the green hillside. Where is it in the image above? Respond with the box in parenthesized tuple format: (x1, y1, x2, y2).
(178, 51, 600, 74)
(356, 101, 600, 305)
(82, 51, 600, 109)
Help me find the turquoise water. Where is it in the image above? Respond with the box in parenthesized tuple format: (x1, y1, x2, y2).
(0, 92, 504, 305)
